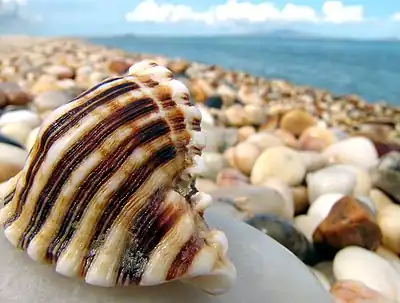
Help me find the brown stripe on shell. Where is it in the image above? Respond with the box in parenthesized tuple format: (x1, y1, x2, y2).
(167, 112, 186, 132)
(47, 119, 171, 263)
(82, 143, 179, 278)
(137, 74, 159, 88)
(18, 96, 157, 250)
(4, 80, 140, 228)
(117, 187, 184, 285)
(3, 189, 15, 206)
(192, 117, 201, 131)
(166, 235, 203, 281)
(162, 108, 191, 150)
(153, 84, 173, 102)
(179, 92, 195, 107)
(151, 87, 192, 151)
(70, 76, 125, 102)
(192, 146, 202, 156)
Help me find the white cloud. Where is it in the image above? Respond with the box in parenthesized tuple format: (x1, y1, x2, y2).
(1, 0, 26, 7)
(125, 0, 365, 25)
(392, 12, 400, 21)
(322, 1, 363, 24)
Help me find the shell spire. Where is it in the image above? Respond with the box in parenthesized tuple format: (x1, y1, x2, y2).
(0, 60, 236, 295)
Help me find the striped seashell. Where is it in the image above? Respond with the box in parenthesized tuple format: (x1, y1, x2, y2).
(0, 60, 236, 295)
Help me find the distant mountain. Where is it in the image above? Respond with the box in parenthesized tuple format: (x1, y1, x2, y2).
(238, 29, 318, 39)
(261, 29, 316, 38)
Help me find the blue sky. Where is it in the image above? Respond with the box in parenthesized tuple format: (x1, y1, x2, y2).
(0, 0, 400, 38)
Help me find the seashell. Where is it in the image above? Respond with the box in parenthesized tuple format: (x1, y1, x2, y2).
(0, 60, 236, 295)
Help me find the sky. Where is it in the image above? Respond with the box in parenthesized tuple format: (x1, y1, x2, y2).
(0, 0, 400, 38)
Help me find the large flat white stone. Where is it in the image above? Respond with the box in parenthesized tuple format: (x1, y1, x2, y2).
(0, 210, 333, 303)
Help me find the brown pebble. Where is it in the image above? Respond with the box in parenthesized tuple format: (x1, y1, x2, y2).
(108, 59, 131, 74)
(280, 109, 317, 136)
(313, 196, 382, 251)
(167, 60, 190, 74)
(6, 90, 32, 106)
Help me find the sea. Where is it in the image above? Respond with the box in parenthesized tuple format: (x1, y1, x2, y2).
(89, 36, 400, 106)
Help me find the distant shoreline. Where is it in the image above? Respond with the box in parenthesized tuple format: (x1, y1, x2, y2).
(1, 35, 400, 110)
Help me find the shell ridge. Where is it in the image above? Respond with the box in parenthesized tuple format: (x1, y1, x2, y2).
(82, 147, 181, 286)
(165, 234, 203, 282)
(16, 91, 154, 251)
(1, 79, 140, 229)
(127, 66, 196, 154)
(138, 196, 195, 286)
(116, 188, 167, 286)
(48, 120, 171, 264)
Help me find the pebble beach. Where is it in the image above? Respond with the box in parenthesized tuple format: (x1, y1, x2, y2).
(0, 35, 400, 303)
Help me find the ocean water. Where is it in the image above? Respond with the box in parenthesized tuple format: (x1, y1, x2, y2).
(89, 36, 400, 106)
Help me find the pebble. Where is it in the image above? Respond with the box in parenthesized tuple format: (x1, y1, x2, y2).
(280, 109, 317, 136)
(194, 152, 227, 180)
(377, 204, 400, 254)
(243, 104, 266, 125)
(369, 188, 395, 211)
(0, 132, 25, 149)
(251, 146, 306, 186)
(202, 124, 237, 153)
(292, 186, 310, 215)
(298, 126, 336, 152)
(206, 199, 248, 221)
(224, 141, 260, 175)
(0, 90, 7, 108)
(0, 82, 32, 106)
(245, 214, 317, 265)
(246, 132, 283, 150)
(0, 109, 41, 129)
(187, 79, 208, 103)
(333, 164, 372, 197)
(215, 168, 250, 187)
(307, 193, 346, 223)
(1, 122, 32, 146)
(273, 129, 299, 149)
(33, 90, 71, 112)
(108, 59, 131, 74)
(204, 95, 223, 109)
(236, 125, 256, 142)
(372, 152, 400, 203)
(0, 142, 28, 182)
(299, 150, 328, 173)
(376, 246, 400, 275)
(330, 280, 397, 303)
(30, 74, 60, 94)
(293, 214, 321, 242)
(313, 196, 382, 254)
(307, 166, 356, 203)
(262, 178, 295, 219)
(210, 186, 289, 219)
(194, 178, 218, 194)
(322, 137, 379, 170)
(45, 65, 75, 80)
(167, 59, 190, 75)
(224, 104, 248, 126)
(333, 246, 400, 302)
